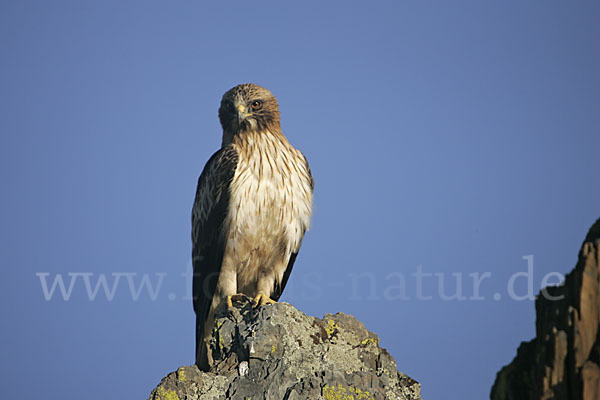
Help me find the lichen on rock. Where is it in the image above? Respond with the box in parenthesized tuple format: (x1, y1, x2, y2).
(149, 298, 421, 400)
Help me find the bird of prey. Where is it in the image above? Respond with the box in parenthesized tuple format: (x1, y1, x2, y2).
(192, 83, 313, 370)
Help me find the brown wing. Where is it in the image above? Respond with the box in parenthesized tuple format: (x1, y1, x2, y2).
(191, 145, 238, 363)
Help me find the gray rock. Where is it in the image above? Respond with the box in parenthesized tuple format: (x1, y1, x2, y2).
(149, 299, 421, 400)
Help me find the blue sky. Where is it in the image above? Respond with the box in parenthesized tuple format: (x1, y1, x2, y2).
(1, 1, 599, 399)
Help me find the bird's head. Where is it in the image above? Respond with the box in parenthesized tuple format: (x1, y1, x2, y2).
(218, 83, 281, 140)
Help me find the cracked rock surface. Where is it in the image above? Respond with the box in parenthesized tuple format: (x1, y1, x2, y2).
(149, 299, 421, 400)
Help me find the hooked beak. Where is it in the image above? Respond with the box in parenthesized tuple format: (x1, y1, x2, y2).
(236, 104, 252, 121)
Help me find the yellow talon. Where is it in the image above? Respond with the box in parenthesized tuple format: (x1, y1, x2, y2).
(253, 293, 277, 307)
(226, 293, 246, 309)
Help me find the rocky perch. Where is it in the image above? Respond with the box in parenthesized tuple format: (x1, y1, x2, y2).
(149, 299, 421, 400)
(491, 218, 600, 400)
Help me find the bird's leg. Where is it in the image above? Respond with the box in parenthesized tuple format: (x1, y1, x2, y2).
(253, 293, 277, 307)
(253, 273, 278, 307)
(226, 293, 246, 309)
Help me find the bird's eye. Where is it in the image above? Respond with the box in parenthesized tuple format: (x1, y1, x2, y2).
(250, 100, 262, 110)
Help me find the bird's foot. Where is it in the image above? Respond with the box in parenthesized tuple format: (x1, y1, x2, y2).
(253, 293, 277, 307)
(226, 293, 247, 309)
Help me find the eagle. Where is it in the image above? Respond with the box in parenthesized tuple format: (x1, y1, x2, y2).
(191, 83, 313, 370)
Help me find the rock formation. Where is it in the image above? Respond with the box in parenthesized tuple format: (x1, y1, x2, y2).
(491, 218, 600, 400)
(149, 298, 421, 400)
